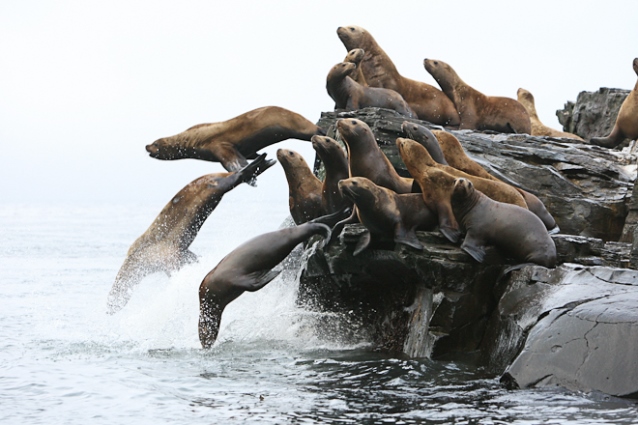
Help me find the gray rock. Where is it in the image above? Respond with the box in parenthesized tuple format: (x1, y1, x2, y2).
(556, 88, 630, 142)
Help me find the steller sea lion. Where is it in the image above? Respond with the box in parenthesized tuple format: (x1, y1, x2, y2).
(337, 25, 459, 126)
(277, 148, 323, 225)
(402, 121, 558, 232)
(338, 177, 436, 255)
(343, 48, 367, 86)
(107, 154, 275, 314)
(451, 178, 556, 267)
(311, 135, 353, 216)
(423, 59, 531, 134)
(326, 61, 416, 118)
(590, 58, 638, 148)
(516, 88, 583, 140)
(198, 218, 332, 348)
(397, 137, 529, 243)
(146, 106, 324, 172)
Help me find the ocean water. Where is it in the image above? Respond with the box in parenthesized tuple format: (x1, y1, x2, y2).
(2, 200, 638, 425)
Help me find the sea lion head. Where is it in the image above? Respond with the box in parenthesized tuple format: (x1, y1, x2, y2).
(633, 57, 638, 76)
(345, 48, 365, 65)
(338, 177, 378, 205)
(312, 135, 343, 159)
(401, 121, 436, 144)
(395, 137, 436, 168)
(337, 25, 369, 51)
(146, 138, 187, 160)
(452, 178, 474, 202)
(328, 62, 357, 82)
(423, 59, 456, 87)
(336, 118, 372, 145)
(276, 148, 307, 171)
(516, 88, 535, 109)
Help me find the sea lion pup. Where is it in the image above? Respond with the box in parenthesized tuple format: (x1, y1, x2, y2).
(397, 138, 528, 243)
(402, 122, 559, 232)
(277, 148, 323, 224)
(337, 25, 459, 126)
(423, 59, 531, 134)
(337, 118, 414, 194)
(343, 48, 367, 86)
(326, 61, 417, 118)
(516, 88, 583, 140)
(198, 218, 332, 348)
(451, 178, 556, 267)
(107, 154, 275, 314)
(590, 58, 638, 148)
(311, 135, 352, 215)
(338, 177, 436, 255)
(146, 106, 324, 172)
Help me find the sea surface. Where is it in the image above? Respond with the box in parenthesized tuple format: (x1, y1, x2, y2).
(2, 200, 638, 425)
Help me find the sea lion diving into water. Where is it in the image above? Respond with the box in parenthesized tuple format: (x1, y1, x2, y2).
(106, 154, 275, 314)
(198, 217, 333, 348)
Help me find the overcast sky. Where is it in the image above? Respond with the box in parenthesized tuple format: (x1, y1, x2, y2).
(2, 0, 637, 208)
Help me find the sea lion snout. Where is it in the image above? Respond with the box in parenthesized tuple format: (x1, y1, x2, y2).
(146, 143, 159, 156)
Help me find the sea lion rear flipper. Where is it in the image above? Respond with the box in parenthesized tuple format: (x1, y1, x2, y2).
(394, 225, 423, 251)
(236, 153, 277, 186)
(310, 206, 352, 228)
(353, 231, 372, 256)
(178, 249, 199, 267)
(460, 233, 487, 263)
(329, 207, 359, 245)
(241, 269, 282, 292)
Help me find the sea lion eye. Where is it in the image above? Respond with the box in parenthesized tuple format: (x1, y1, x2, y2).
(433, 61, 439, 65)
(349, 27, 355, 31)
(351, 120, 357, 125)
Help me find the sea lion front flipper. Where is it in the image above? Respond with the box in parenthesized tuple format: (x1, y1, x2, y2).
(240, 269, 282, 292)
(435, 203, 461, 243)
(394, 225, 423, 251)
(208, 142, 250, 173)
(460, 232, 487, 263)
(353, 231, 372, 256)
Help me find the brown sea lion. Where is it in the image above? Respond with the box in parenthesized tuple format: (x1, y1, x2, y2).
(397, 138, 529, 242)
(107, 154, 275, 314)
(451, 178, 556, 267)
(337, 25, 459, 126)
(402, 122, 559, 232)
(423, 59, 531, 134)
(338, 177, 436, 255)
(146, 106, 324, 172)
(198, 219, 332, 348)
(277, 148, 323, 225)
(311, 135, 352, 215)
(516, 88, 583, 140)
(326, 61, 416, 118)
(590, 58, 638, 148)
(343, 48, 367, 86)
(337, 118, 414, 194)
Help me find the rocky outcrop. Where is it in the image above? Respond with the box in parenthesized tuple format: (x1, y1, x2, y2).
(556, 88, 630, 142)
(295, 107, 638, 399)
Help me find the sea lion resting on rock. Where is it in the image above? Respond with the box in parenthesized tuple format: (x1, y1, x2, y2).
(311, 135, 352, 216)
(401, 121, 558, 233)
(590, 58, 638, 148)
(146, 106, 324, 172)
(338, 177, 437, 255)
(516, 88, 583, 140)
(326, 61, 416, 118)
(451, 178, 556, 267)
(107, 154, 275, 314)
(337, 25, 459, 126)
(277, 148, 323, 224)
(198, 218, 332, 348)
(397, 137, 529, 243)
(423, 59, 531, 134)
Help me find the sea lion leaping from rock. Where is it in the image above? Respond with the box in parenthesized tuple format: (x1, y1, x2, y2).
(106, 154, 275, 314)
(198, 218, 332, 348)
(146, 106, 324, 172)
(423, 59, 531, 134)
(277, 148, 323, 225)
(516, 88, 583, 140)
(326, 61, 417, 118)
(338, 177, 436, 255)
(451, 178, 556, 267)
(590, 58, 638, 148)
(337, 25, 459, 126)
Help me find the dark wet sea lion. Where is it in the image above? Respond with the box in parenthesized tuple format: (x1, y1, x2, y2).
(451, 178, 556, 267)
(516, 88, 583, 140)
(198, 219, 332, 348)
(146, 106, 324, 172)
(311, 135, 352, 215)
(326, 61, 416, 117)
(337, 25, 459, 126)
(107, 154, 275, 314)
(338, 177, 436, 255)
(423, 59, 531, 134)
(401, 121, 449, 165)
(590, 58, 638, 148)
(277, 148, 323, 224)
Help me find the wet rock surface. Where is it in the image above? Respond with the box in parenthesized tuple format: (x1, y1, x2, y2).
(298, 107, 638, 399)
